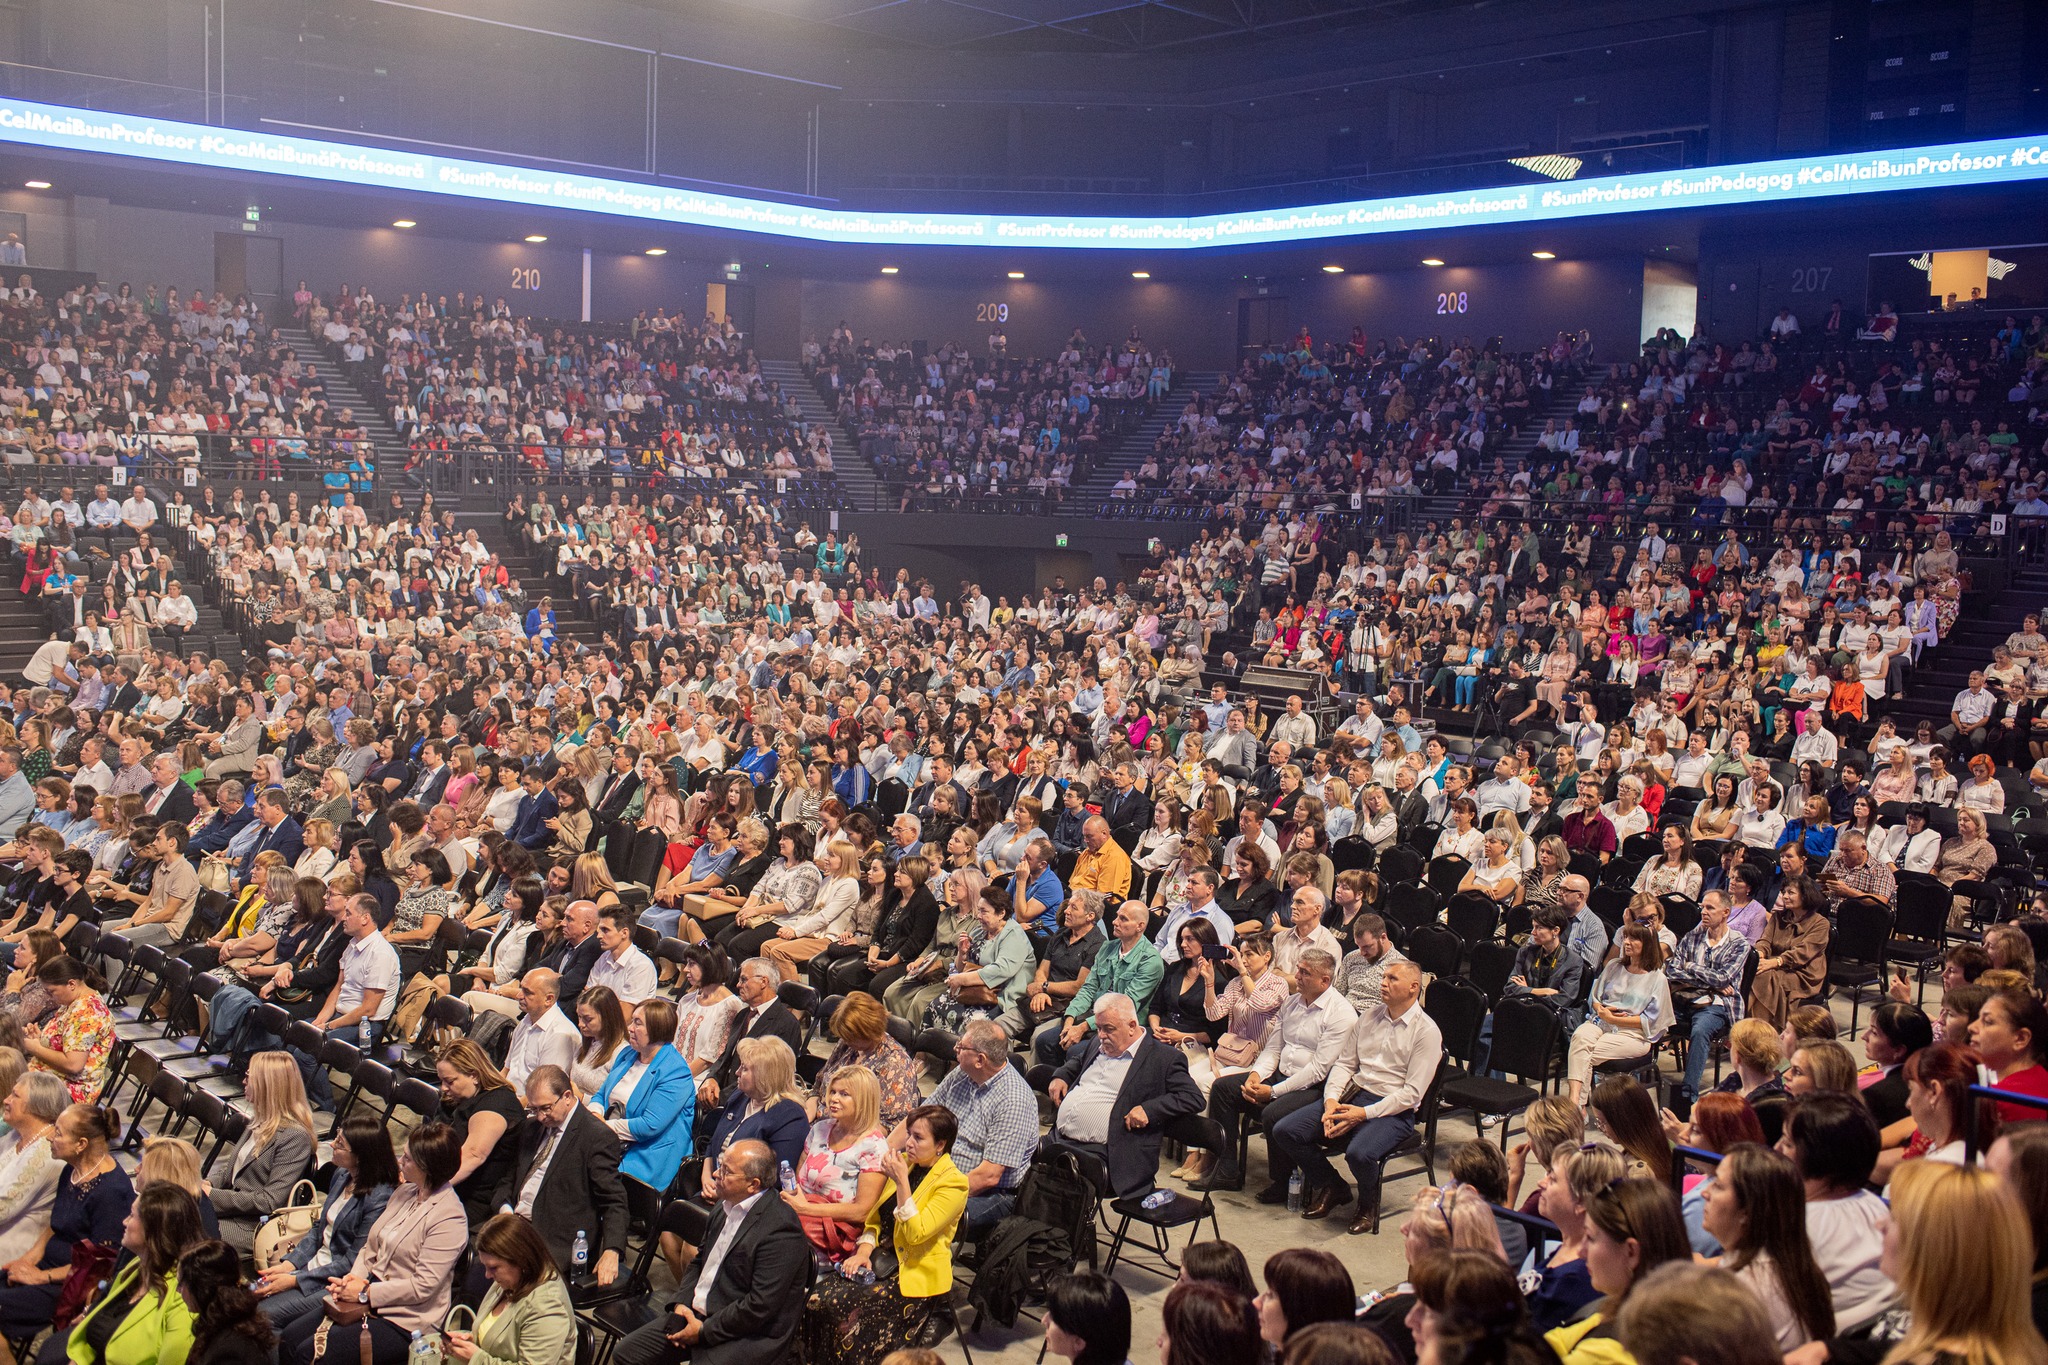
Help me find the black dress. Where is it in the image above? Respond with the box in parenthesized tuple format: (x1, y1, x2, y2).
(1150, 960, 1235, 1044)
(444, 1085, 525, 1226)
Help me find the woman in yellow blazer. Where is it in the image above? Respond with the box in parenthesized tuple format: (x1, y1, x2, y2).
(68, 1184, 204, 1365)
(796, 1103, 969, 1365)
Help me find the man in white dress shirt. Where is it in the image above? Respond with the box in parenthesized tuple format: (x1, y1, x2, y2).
(1268, 960, 1442, 1233)
(1150, 868, 1235, 962)
(502, 969, 582, 1091)
(1194, 948, 1355, 1193)
(1270, 887, 1343, 987)
(586, 906, 657, 1005)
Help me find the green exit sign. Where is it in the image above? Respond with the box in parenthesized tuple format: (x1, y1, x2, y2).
(1055, 533, 1069, 547)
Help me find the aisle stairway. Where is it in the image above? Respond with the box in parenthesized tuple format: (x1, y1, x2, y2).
(1071, 370, 1221, 503)
(756, 360, 880, 508)
(275, 326, 408, 458)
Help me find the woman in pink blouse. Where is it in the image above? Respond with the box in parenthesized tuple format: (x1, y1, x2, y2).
(1167, 933, 1287, 1184)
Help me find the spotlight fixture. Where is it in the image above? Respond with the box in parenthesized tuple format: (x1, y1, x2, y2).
(23, 180, 50, 190)
(1321, 265, 1344, 273)
(1421, 258, 1445, 267)
(644, 248, 666, 255)
(1130, 271, 1150, 279)
(523, 234, 547, 243)
(391, 219, 416, 228)
(1006, 271, 1025, 279)
(880, 266, 899, 274)
(1531, 251, 1556, 259)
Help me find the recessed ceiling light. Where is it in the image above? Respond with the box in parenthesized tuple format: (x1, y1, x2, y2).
(23, 180, 50, 190)
(880, 266, 899, 274)
(644, 248, 666, 256)
(1321, 265, 1344, 273)
(1131, 271, 1151, 279)
(1531, 251, 1556, 259)
(523, 234, 547, 243)
(1006, 271, 1025, 279)
(391, 219, 416, 229)
(1421, 258, 1445, 267)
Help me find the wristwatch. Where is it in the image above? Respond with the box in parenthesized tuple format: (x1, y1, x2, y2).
(357, 1288, 370, 1305)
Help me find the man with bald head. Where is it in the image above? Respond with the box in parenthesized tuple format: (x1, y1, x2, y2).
(553, 899, 605, 1020)
(1070, 813, 1132, 902)
(503, 968, 580, 1090)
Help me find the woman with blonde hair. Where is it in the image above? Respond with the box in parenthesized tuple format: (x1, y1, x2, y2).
(1359, 1181, 1510, 1355)
(785, 1063, 889, 1263)
(308, 767, 353, 829)
(201, 1050, 317, 1252)
(294, 817, 339, 883)
(139, 1134, 217, 1232)
(567, 849, 621, 912)
(762, 837, 864, 981)
(1838, 1161, 2048, 1365)
(1505, 1094, 1586, 1208)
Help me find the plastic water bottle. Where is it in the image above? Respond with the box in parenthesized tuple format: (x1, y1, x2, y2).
(1141, 1188, 1175, 1210)
(1286, 1171, 1304, 1213)
(358, 1017, 372, 1051)
(845, 1262, 876, 1286)
(779, 1160, 797, 1193)
(572, 1230, 589, 1275)
(409, 1330, 439, 1365)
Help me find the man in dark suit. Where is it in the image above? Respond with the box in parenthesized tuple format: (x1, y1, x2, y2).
(910, 754, 970, 827)
(139, 753, 196, 825)
(1047, 992, 1204, 1199)
(186, 778, 253, 856)
(507, 766, 559, 851)
(1390, 768, 1432, 843)
(104, 666, 144, 718)
(404, 739, 452, 808)
(611, 1139, 808, 1365)
(239, 790, 304, 874)
(495, 1064, 629, 1283)
(697, 957, 801, 1114)
(590, 745, 642, 846)
(550, 900, 605, 1016)
(1097, 762, 1153, 840)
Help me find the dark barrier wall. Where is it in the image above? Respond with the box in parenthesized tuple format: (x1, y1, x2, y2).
(838, 510, 1192, 603)
(9, 192, 736, 325)
(1275, 257, 1650, 358)
(798, 276, 1238, 371)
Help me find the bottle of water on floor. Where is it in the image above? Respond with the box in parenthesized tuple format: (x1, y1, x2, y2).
(1287, 1171, 1303, 1213)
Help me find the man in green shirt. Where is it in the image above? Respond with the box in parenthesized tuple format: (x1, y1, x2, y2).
(1035, 900, 1163, 1067)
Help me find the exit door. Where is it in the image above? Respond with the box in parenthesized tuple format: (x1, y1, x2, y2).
(215, 233, 283, 316)
(1237, 296, 1288, 359)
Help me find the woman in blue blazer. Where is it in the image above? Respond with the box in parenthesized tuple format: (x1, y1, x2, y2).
(592, 997, 697, 1190)
(251, 1113, 399, 1335)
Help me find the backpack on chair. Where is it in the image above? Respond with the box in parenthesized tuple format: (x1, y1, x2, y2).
(968, 1145, 1099, 1328)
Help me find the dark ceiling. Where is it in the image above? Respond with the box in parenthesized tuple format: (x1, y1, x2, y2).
(661, 0, 1488, 54)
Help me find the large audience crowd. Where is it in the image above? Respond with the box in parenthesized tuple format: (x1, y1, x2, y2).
(803, 322, 1166, 507)
(0, 273, 2041, 1365)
